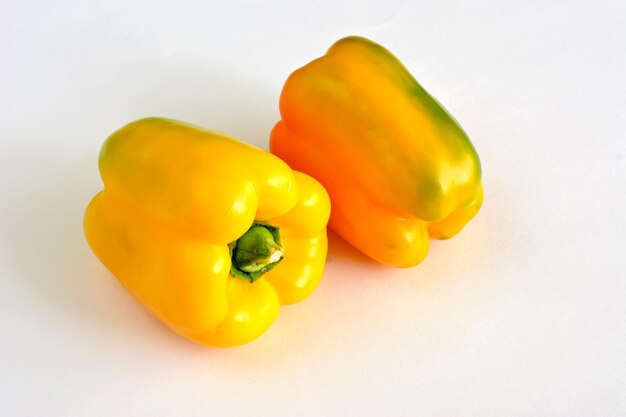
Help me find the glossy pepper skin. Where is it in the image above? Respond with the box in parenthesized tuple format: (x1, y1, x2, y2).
(270, 36, 482, 267)
(84, 118, 330, 347)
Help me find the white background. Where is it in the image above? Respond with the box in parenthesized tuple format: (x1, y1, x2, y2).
(1, 1, 625, 416)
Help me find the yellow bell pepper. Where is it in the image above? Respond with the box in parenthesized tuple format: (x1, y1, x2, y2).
(270, 36, 482, 267)
(84, 118, 330, 347)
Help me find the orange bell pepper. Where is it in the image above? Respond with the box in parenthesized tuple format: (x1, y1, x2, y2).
(271, 36, 482, 267)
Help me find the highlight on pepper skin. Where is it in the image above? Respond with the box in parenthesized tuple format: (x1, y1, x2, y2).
(84, 118, 330, 347)
(270, 36, 483, 267)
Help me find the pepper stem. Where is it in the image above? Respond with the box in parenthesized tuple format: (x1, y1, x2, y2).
(229, 224, 284, 283)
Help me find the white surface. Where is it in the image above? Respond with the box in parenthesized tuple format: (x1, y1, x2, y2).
(1, 1, 625, 416)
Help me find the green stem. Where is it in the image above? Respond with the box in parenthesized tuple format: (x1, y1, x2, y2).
(229, 224, 284, 283)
